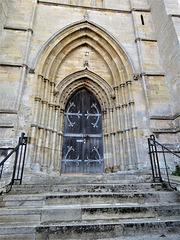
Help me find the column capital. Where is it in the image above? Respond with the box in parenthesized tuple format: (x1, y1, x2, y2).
(120, 83, 125, 88)
(35, 96, 41, 101)
(126, 80, 132, 85)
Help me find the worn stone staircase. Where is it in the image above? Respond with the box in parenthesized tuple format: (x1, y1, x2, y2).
(0, 171, 180, 240)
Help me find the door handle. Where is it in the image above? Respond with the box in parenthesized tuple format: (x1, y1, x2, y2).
(83, 135, 89, 143)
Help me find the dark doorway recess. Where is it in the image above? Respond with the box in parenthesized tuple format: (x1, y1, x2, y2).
(61, 88, 104, 174)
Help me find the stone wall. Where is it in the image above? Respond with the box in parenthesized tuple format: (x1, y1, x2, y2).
(0, 0, 10, 43)
(0, 0, 179, 174)
(148, 0, 180, 147)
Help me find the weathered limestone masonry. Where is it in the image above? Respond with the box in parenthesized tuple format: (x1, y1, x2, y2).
(0, 0, 179, 175)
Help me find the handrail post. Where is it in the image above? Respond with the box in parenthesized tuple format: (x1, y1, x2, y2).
(11, 137, 20, 186)
(20, 132, 25, 145)
(0, 163, 4, 180)
(148, 138, 155, 182)
(0, 132, 28, 193)
(153, 136, 162, 182)
(148, 134, 180, 190)
(20, 137, 28, 184)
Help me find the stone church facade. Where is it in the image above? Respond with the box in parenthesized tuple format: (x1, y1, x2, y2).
(0, 0, 180, 175)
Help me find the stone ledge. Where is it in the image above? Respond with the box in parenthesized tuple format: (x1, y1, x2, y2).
(37, 0, 151, 14)
(4, 25, 33, 33)
(0, 124, 14, 128)
(150, 113, 180, 120)
(132, 8, 151, 12)
(0, 62, 28, 68)
(135, 38, 157, 42)
(0, 139, 16, 148)
(152, 128, 180, 134)
(0, 110, 17, 114)
(170, 14, 180, 18)
(37, 0, 131, 13)
(141, 72, 165, 76)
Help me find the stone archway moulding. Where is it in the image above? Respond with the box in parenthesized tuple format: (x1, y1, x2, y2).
(54, 69, 115, 111)
(28, 20, 140, 174)
(32, 19, 136, 78)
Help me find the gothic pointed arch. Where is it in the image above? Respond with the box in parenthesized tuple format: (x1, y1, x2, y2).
(54, 69, 115, 110)
(29, 20, 140, 174)
(33, 20, 136, 80)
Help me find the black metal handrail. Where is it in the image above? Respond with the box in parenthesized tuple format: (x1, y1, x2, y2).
(148, 134, 180, 190)
(0, 132, 28, 193)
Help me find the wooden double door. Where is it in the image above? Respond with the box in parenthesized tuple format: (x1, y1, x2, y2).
(61, 88, 104, 174)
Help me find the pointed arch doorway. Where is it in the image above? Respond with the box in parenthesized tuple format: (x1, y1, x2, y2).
(61, 88, 104, 174)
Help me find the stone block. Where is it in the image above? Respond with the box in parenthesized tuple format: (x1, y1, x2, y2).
(141, 41, 163, 72)
(131, 0, 149, 9)
(104, 0, 130, 11)
(41, 206, 81, 222)
(5, 0, 34, 28)
(133, 12, 155, 39)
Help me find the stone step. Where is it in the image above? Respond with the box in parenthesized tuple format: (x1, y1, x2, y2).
(0, 191, 178, 208)
(0, 222, 36, 239)
(9, 182, 165, 195)
(0, 208, 41, 223)
(0, 234, 35, 240)
(0, 217, 179, 239)
(0, 204, 179, 223)
(2, 233, 180, 240)
(22, 170, 152, 185)
(80, 204, 180, 221)
(0, 173, 179, 240)
(45, 191, 179, 206)
(1, 190, 179, 208)
(0, 194, 44, 208)
(35, 218, 180, 239)
(100, 234, 180, 240)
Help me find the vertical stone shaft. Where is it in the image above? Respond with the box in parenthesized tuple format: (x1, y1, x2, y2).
(120, 84, 130, 169)
(106, 107, 111, 169)
(127, 80, 139, 167)
(58, 109, 64, 172)
(102, 110, 107, 170)
(54, 106, 60, 170)
(109, 107, 116, 168)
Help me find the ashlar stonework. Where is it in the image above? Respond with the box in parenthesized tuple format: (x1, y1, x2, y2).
(0, 0, 179, 175)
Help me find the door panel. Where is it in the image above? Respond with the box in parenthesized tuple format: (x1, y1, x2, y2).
(61, 88, 104, 174)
